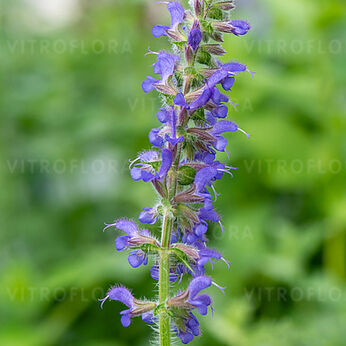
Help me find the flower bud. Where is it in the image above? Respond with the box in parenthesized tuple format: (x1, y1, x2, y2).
(174, 193, 205, 203)
(139, 207, 158, 225)
(187, 20, 202, 51)
(185, 45, 194, 66)
(215, 1, 235, 11)
(174, 184, 205, 203)
(211, 31, 224, 42)
(194, 0, 203, 17)
(202, 43, 226, 56)
(177, 204, 200, 224)
(229, 20, 251, 36)
(151, 180, 167, 197)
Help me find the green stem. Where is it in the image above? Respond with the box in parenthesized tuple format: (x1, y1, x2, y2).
(159, 143, 183, 345)
(159, 213, 172, 346)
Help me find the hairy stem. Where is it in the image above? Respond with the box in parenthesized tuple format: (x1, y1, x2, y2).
(159, 213, 172, 346)
(159, 142, 183, 345)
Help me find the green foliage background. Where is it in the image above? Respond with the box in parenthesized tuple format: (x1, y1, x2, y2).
(1, 0, 345, 345)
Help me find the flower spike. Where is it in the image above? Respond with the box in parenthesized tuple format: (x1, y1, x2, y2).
(100, 1, 254, 344)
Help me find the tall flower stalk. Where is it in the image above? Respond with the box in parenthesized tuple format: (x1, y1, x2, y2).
(100, 1, 252, 344)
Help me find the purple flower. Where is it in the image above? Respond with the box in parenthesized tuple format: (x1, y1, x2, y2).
(157, 107, 170, 123)
(130, 149, 172, 182)
(99, 286, 156, 327)
(207, 69, 229, 88)
(187, 21, 202, 50)
(221, 76, 235, 90)
(187, 276, 213, 315)
(154, 51, 180, 84)
(128, 251, 148, 268)
(175, 313, 200, 344)
(151, 106, 185, 147)
(222, 61, 247, 73)
(194, 223, 208, 237)
(142, 75, 160, 93)
(167, 1, 185, 27)
(152, 2, 185, 37)
(172, 242, 230, 277)
(167, 276, 213, 343)
(103, 219, 159, 268)
(211, 120, 238, 135)
(174, 92, 190, 109)
(194, 166, 218, 193)
(210, 105, 228, 119)
(211, 87, 229, 105)
(144, 52, 179, 93)
(190, 88, 212, 110)
(149, 128, 165, 147)
(168, 276, 213, 315)
(199, 202, 220, 223)
(229, 20, 251, 36)
(139, 207, 158, 225)
(152, 25, 170, 38)
(166, 106, 185, 145)
(205, 61, 252, 92)
(207, 120, 239, 152)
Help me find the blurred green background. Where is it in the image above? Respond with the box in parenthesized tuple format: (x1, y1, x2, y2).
(1, 0, 346, 345)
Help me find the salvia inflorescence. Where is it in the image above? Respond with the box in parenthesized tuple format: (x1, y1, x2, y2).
(100, 0, 252, 344)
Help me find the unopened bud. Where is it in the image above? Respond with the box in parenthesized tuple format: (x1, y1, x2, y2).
(152, 180, 167, 197)
(211, 31, 224, 42)
(215, 1, 235, 11)
(185, 45, 194, 66)
(177, 204, 200, 224)
(202, 43, 226, 56)
(174, 193, 205, 203)
(194, 0, 203, 17)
